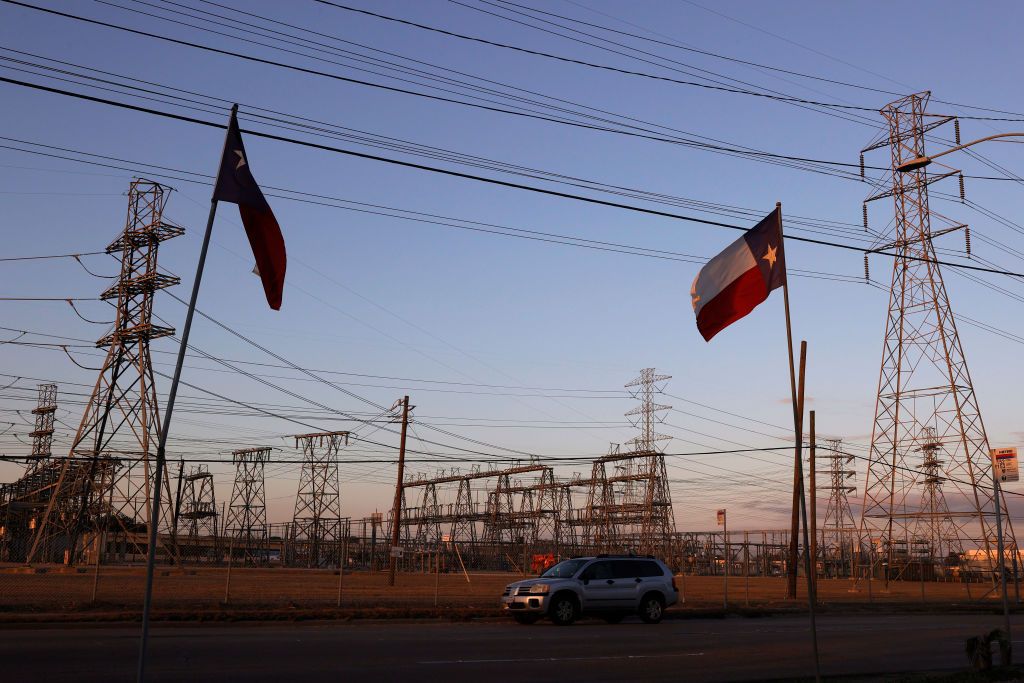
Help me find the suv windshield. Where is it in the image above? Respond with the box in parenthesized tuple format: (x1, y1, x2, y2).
(540, 559, 588, 578)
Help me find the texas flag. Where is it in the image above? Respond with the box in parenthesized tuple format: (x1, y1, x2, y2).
(213, 107, 286, 310)
(691, 207, 786, 342)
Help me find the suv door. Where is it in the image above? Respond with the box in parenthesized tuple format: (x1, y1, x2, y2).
(578, 560, 623, 608)
(610, 560, 649, 606)
(621, 559, 668, 603)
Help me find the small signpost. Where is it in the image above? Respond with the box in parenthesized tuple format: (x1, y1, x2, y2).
(992, 447, 1019, 483)
(990, 447, 1017, 664)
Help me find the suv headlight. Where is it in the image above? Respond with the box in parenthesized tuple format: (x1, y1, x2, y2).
(529, 583, 551, 594)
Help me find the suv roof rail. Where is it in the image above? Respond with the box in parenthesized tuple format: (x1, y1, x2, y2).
(595, 553, 657, 559)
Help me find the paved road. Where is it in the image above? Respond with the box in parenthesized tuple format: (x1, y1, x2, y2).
(3, 613, 1021, 682)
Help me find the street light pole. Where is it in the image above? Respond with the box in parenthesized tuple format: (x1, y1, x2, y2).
(895, 132, 1024, 172)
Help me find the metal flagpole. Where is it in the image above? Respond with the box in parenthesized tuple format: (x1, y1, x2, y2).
(136, 104, 236, 682)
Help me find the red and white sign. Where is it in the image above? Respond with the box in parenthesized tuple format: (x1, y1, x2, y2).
(991, 447, 1019, 483)
(717, 509, 727, 526)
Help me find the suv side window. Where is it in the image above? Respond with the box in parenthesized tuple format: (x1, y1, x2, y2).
(611, 560, 640, 579)
(638, 560, 665, 577)
(611, 559, 664, 578)
(579, 560, 614, 581)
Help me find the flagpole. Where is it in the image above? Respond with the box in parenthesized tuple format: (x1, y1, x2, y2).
(136, 104, 236, 683)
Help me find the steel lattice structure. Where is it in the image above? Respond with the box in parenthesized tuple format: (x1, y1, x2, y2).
(290, 431, 348, 567)
(225, 447, 270, 566)
(389, 370, 678, 566)
(910, 427, 960, 572)
(584, 369, 675, 554)
(26, 383, 57, 475)
(858, 92, 1014, 581)
(24, 180, 182, 565)
(0, 384, 59, 561)
(818, 438, 857, 577)
(179, 465, 219, 563)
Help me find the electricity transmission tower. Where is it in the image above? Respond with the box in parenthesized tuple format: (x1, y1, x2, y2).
(290, 431, 348, 567)
(858, 92, 1013, 580)
(179, 465, 218, 563)
(819, 439, 857, 577)
(225, 447, 270, 566)
(624, 368, 673, 453)
(26, 383, 57, 475)
(912, 427, 959, 572)
(0, 384, 59, 561)
(585, 369, 675, 555)
(27, 180, 182, 564)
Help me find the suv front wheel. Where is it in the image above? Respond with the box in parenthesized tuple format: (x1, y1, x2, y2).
(639, 593, 665, 624)
(548, 593, 579, 626)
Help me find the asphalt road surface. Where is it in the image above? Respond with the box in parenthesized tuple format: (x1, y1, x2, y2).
(4, 613, 1022, 682)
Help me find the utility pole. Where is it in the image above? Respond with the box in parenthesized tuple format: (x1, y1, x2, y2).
(720, 508, 728, 610)
(171, 458, 185, 549)
(388, 396, 410, 587)
(809, 411, 816, 599)
(788, 446, 801, 599)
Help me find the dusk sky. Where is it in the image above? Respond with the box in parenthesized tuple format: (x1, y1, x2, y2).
(2, 0, 1023, 530)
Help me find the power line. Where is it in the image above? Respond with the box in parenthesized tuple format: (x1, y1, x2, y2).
(312, 0, 884, 113)
(3, 74, 1022, 281)
(1, 0, 872, 179)
(0, 45, 881, 238)
(0, 251, 106, 261)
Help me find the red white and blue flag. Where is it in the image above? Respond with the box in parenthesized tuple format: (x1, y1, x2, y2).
(213, 108, 286, 310)
(691, 208, 786, 341)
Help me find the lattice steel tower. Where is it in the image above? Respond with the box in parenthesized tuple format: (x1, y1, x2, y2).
(819, 439, 857, 576)
(225, 447, 270, 566)
(585, 370, 675, 556)
(912, 427, 959, 567)
(26, 383, 57, 475)
(858, 92, 1013, 578)
(179, 465, 218, 563)
(624, 368, 672, 453)
(290, 431, 348, 567)
(27, 180, 182, 564)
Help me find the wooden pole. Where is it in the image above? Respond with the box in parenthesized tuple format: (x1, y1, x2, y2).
(723, 511, 729, 611)
(434, 544, 441, 607)
(795, 341, 821, 682)
(223, 534, 234, 605)
(336, 526, 348, 608)
(809, 410, 817, 600)
(744, 531, 750, 607)
(387, 396, 410, 587)
(171, 458, 185, 553)
(779, 201, 801, 601)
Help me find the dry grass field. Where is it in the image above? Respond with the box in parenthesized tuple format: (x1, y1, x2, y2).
(0, 564, 1014, 620)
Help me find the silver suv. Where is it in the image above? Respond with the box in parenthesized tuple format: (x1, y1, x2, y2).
(500, 555, 679, 625)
